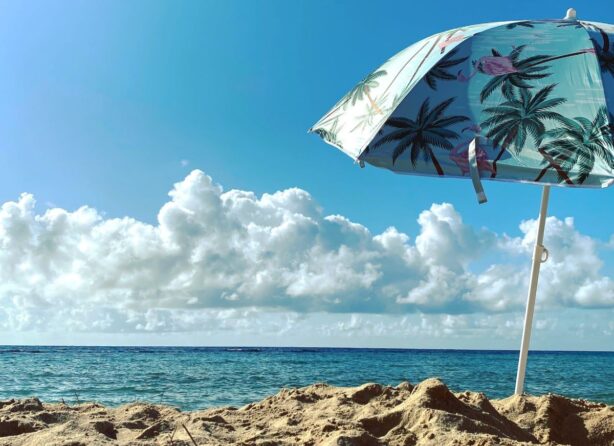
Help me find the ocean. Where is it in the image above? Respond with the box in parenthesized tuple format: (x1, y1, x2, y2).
(1, 346, 612, 411)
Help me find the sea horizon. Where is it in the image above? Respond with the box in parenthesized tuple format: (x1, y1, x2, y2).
(2, 344, 614, 353)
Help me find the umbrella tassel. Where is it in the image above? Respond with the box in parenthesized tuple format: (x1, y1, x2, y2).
(469, 138, 487, 204)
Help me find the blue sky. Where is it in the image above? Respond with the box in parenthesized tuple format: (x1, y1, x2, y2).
(0, 1, 613, 349)
(2, 0, 613, 237)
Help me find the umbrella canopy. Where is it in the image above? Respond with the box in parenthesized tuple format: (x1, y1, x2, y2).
(310, 9, 613, 396)
(310, 10, 614, 199)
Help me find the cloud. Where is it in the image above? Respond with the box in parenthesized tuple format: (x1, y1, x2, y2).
(0, 169, 613, 333)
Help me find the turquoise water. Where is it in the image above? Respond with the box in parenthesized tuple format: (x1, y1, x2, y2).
(0, 346, 612, 411)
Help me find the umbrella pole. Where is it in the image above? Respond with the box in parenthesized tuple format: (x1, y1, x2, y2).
(514, 185, 550, 395)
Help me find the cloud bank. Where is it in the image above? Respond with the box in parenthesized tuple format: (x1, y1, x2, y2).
(0, 169, 613, 334)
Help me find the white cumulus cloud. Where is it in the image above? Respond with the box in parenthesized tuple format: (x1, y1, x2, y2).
(0, 169, 612, 334)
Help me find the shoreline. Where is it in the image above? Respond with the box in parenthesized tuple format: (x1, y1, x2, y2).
(1, 378, 612, 445)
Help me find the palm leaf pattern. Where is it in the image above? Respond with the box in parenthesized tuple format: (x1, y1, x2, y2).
(424, 49, 468, 90)
(341, 70, 388, 113)
(351, 94, 391, 132)
(477, 45, 594, 103)
(557, 21, 584, 29)
(313, 119, 342, 147)
(536, 107, 614, 184)
(591, 27, 614, 77)
(312, 20, 614, 188)
(506, 21, 535, 29)
(481, 84, 566, 177)
(479, 46, 552, 102)
(371, 98, 469, 175)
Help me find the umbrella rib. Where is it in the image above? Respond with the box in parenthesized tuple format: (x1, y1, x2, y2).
(405, 35, 443, 93)
(380, 39, 431, 98)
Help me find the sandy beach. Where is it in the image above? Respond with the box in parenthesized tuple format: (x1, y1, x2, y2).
(1, 378, 612, 445)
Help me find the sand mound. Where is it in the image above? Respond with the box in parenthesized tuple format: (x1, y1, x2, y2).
(0, 378, 612, 445)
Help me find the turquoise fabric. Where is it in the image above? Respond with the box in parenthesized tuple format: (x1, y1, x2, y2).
(311, 18, 614, 188)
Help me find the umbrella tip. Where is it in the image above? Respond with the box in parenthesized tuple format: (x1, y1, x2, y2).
(564, 8, 576, 20)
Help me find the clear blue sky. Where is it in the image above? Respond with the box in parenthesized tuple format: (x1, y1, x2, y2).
(0, 0, 612, 238)
(0, 1, 613, 349)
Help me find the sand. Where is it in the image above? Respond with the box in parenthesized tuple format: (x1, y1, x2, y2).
(0, 378, 612, 445)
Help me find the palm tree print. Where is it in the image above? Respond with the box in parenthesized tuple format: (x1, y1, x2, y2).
(370, 98, 469, 175)
(350, 93, 391, 132)
(314, 69, 389, 128)
(458, 45, 595, 103)
(535, 107, 614, 184)
(590, 27, 614, 77)
(481, 84, 566, 177)
(313, 118, 343, 147)
(506, 21, 534, 29)
(557, 20, 584, 29)
(342, 70, 387, 114)
(425, 49, 468, 90)
(462, 46, 553, 102)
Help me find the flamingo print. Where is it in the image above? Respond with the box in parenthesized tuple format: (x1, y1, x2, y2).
(438, 29, 468, 54)
(457, 55, 518, 81)
(457, 47, 595, 82)
(449, 126, 495, 175)
(438, 35, 466, 53)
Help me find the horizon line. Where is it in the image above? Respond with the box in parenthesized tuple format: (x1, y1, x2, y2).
(2, 344, 613, 354)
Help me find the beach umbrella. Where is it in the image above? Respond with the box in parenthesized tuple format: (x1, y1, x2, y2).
(309, 8, 614, 395)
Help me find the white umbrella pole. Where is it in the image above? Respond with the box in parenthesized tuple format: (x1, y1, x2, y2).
(514, 185, 550, 395)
